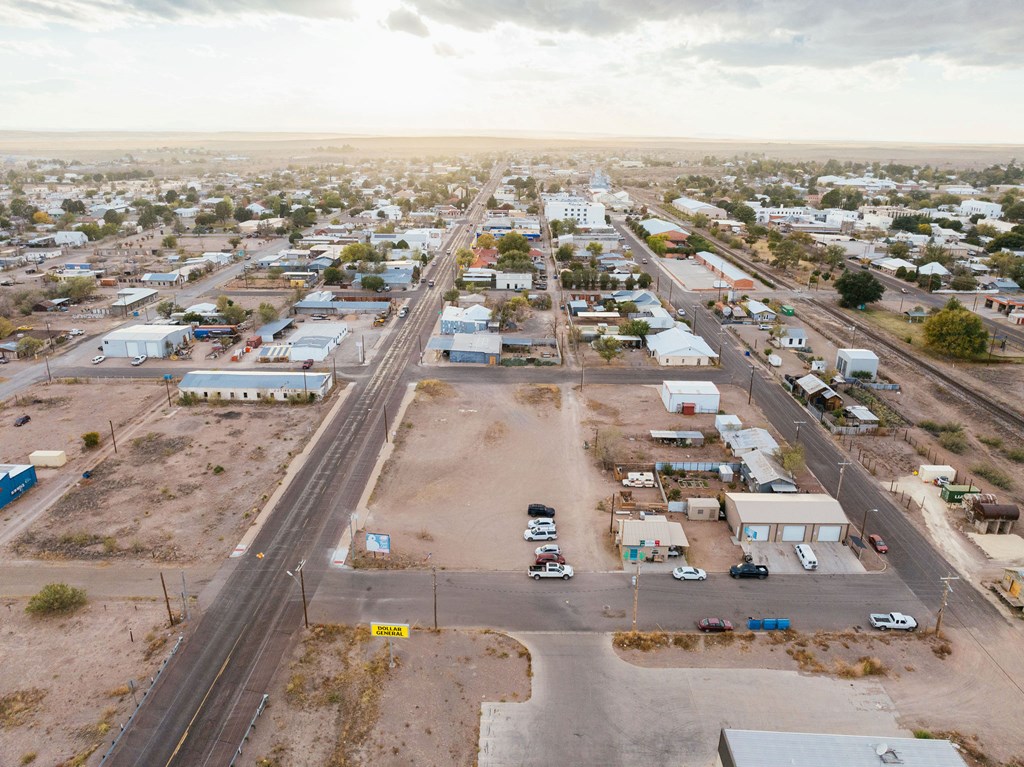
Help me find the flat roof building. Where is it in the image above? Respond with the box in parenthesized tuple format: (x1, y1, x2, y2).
(719, 729, 967, 767)
(724, 493, 849, 544)
(179, 370, 334, 402)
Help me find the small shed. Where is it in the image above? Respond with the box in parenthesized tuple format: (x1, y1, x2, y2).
(835, 348, 879, 379)
(660, 381, 720, 414)
(918, 464, 955, 482)
(1001, 568, 1024, 602)
(29, 450, 67, 468)
(686, 497, 720, 522)
(715, 414, 742, 438)
(718, 465, 734, 483)
(650, 430, 705, 447)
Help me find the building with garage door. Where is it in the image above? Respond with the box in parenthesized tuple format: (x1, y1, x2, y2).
(660, 381, 720, 414)
(101, 324, 194, 358)
(724, 492, 849, 544)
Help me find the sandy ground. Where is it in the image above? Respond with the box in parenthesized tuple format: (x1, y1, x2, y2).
(243, 626, 530, 767)
(9, 400, 321, 564)
(0, 598, 172, 767)
(614, 625, 1024, 766)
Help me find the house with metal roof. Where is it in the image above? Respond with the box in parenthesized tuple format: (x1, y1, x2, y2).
(616, 515, 688, 562)
(724, 493, 850, 544)
(718, 729, 968, 767)
(740, 450, 797, 493)
(744, 299, 776, 322)
(660, 381, 720, 413)
(178, 370, 333, 401)
(288, 322, 348, 361)
(779, 327, 807, 348)
(793, 373, 843, 411)
(141, 271, 186, 287)
(441, 305, 492, 334)
(917, 261, 950, 277)
(646, 326, 718, 366)
(726, 427, 778, 457)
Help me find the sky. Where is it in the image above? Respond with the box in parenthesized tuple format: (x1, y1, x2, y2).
(1, 0, 1023, 144)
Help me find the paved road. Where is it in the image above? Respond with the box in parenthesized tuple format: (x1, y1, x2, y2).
(312, 569, 928, 633)
(107, 170, 504, 766)
(478, 632, 904, 767)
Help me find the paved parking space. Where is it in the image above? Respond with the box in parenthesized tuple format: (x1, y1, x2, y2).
(746, 541, 866, 574)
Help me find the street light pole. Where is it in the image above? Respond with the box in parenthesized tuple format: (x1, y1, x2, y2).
(747, 366, 755, 404)
(631, 562, 640, 632)
(286, 559, 309, 629)
(857, 508, 876, 559)
(794, 420, 806, 442)
(836, 462, 852, 503)
(934, 575, 959, 637)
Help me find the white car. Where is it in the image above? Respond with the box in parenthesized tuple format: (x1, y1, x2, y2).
(672, 566, 707, 581)
(130, 355, 147, 366)
(91, 355, 105, 365)
(527, 518, 556, 530)
(524, 528, 557, 541)
(69, 328, 84, 336)
(535, 544, 561, 556)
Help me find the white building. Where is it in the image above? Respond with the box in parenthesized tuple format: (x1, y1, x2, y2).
(660, 381, 720, 413)
(543, 197, 606, 227)
(958, 199, 1002, 219)
(101, 324, 193, 358)
(495, 272, 532, 290)
(179, 370, 334, 401)
(672, 196, 727, 219)
(646, 327, 718, 366)
(286, 322, 348, 362)
(836, 348, 879, 379)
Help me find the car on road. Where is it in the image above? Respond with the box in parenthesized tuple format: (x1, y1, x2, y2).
(729, 563, 769, 579)
(527, 518, 556, 530)
(535, 552, 566, 565)
(642, 258, 648, 264)
(900, 288, 909, 294)
(869, 534, 888, 553)
(676, 308, 686, 317)
(301, 359, 314, 370)
(535, 544, 561, 556)
(397, 306, 409, 318)
(524, 528, 557, 541)
(130, 355, 147, 366)
(697, 618, 733, 633)
(672, 566, 707, 581)
(69, 328, 84, 336)
(14, 415, 31, 427)
(869, 612, 917, 631)
(527, 503, 555, 518)
(427, 280, 435, 287)
(91, 355, 106, 365)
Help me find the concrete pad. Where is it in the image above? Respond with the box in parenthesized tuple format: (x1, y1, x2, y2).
(479, 632, 906, 767)
(967, 532, 1024, 564)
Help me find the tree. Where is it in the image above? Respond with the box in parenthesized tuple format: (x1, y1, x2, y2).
(361, 275, 385, 292)
(81, 431, 100, 449)
(214, 199, 233, 221)
(57, 276, 97, 301)
(455, 248, 475, 270)
(164, 190, 178, 203)
(16, 336, 44, 358)
(776, 444, 805, 475)
(731, 203, 757, 226)
(323, 267, 343, 285)
(215, 295, 232, 313)
(586, 242, 603, 257)
(155, 299, 177, 318)
(32, 211, 52, 225)
(636, 272, 653, 289)
(619, 319, 650, 338)
(257, 302, 279, 324)
(162, 235, 177, 249)
(592, 335, 622, 364)
(887, 241, 911, 260)
(475, 233, 496, 249)
(497, 231, 530, 256)
(555, 244, 575, 262)
(835, 270, 884, 308)
(646, 235, 668, 255)
(26, 583, 87, 616)
(949, 273, 978, 291)
(229, 236, 242, 249)
(222, 303, 247, 326)
(443, 288, 460, 305)
(103, 209, 123, 226)
(923, 298, 988, 359)
(823, 244, 847, 268)
(771, 239, 803, 271)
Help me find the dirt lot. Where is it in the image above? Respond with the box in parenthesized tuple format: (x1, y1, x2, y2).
(0, 597, 172, 767)
(244, 626, 530, 767)
(9, 399, 320, 563)
(1, 381, 163, 470)
(615, 624, 1024, 766)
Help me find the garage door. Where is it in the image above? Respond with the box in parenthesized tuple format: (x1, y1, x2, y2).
(145, 341, 162, 357)
(817, 525, 843, 542)
(126, 341, 141, 357)
(742, 524, 770, 542)
(781, 525, 806, 542)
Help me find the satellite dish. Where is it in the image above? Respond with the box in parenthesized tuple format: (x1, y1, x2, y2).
(875, 744, 889, 756)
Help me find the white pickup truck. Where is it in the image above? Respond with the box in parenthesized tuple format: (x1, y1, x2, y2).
(869, 612, 918, 631)
(527, 562, 574, 580)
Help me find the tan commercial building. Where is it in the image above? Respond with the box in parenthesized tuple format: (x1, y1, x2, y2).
(724, 493, 849, 544)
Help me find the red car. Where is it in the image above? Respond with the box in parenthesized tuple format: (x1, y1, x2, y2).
(301, 359, 314, 370)
(697, 618, 733, 633)
(535, 552, 566, 566)
(869, 534, 889, 554)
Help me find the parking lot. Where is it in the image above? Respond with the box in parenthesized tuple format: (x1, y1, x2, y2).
(744, 541, 867, 574)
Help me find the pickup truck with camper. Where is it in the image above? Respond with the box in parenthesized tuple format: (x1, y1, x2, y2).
(527, 562, 574, 580)
(869, 612, 917, 631)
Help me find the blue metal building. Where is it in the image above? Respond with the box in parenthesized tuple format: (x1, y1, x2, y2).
(0, 464, 38, 510)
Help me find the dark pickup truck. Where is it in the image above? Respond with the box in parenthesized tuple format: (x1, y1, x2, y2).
(729, 563, 770, 579)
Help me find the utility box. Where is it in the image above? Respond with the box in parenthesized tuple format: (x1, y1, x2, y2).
(29, 450, 67, 468)
(941, 484, 979, 504)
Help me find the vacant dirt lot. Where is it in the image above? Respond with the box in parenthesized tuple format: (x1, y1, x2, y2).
(244, 626, 530, 767)
(363, 382, 620, 572)
(615, 624, 1024, 766)
(10, 402, 320, 563)
(0, 597, 171, 767)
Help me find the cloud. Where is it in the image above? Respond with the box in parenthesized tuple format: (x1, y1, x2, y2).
(0, 39, 71, 57)
(382, 7, 429, 37)
(433, 41, 457, 57)
(0, 76, 76, 98)
(0, 0, 354, 28)
(404, 0, 1024, 69)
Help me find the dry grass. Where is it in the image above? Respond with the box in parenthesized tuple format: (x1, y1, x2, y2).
(514, 384, 561, 409)
(483, 421, 508, 444)
(415, 379, 454, 398)
(0, 689, 46, 729)
(834, 656, 889, 678)
(787, 647, 826, 673)
(612, 631, 670, 651)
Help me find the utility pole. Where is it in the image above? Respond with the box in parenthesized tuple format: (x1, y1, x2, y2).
(934, 575, 959, 637)
(631, 563, 640, 632)
(836, 462, 852, 503)
(794, 420, 806, 442)
(609, 493, 616, 533)
(109, 420, 118, 454)
(382, 402, 389, 443)
(160, 572, 175, 627)
(857, 508, 876, 560)
(432, 567, 438, 631)
(747, 366, 755, 404)
(286, 559, 309, 629)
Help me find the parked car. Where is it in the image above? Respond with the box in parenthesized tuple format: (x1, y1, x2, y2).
(535, 552, 566, 565)
(527, 503, 555, 518)
(869, 612, 917, 631)
(729, 563, 769, 579)
(301, 359, 314, 370)
(934, 476, 951, 487)
(524, 528, 557, 541)
(14, 415, 31, 427)
(868, 534, 889, 554)
(69, 328, 84, 336)
(642, 258, 648, 264)
(672, 566, 707, 581)
(91, 355, 106, 365)
(527, 518, 556, 530)
(697, 618, 733, 633)
(534, 544, 561, 556)
(130, 355, 147, 366)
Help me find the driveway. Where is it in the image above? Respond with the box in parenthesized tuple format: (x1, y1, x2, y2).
(479, 632, 906, 767)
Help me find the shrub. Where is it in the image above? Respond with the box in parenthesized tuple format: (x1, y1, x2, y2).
(26, 583, 87, 616)
(178, 392, 200, 406)
(212, 465, 225, 475)
(978, 435, 1003, 448)
(1004, 448, 1024, 463)
(972, 465, 1013, 490)
(938, 431, 968, 454)
(81, 432, 100, 449)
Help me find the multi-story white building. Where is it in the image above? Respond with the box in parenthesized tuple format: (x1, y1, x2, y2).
(959, 199, 1002, 219)
(543, 195, 606, 227)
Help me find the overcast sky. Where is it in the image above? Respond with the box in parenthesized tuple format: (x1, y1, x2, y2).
(1, 0, 1022, 143)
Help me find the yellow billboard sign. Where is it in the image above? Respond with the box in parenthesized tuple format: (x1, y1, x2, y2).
(371, 622, 409, 638)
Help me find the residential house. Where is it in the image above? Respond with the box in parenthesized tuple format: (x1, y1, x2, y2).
(793, 374, 844, 411)
(141, 272, 186, 288)
(646, 326, 718, 366)
(726, 428, 779, 457)
(779, 327, 807, 349)
(744, 300, 776, 323)
(440, 305, 492, 334)
(672, 196, 727, 219)
(740, 450, 797, 493)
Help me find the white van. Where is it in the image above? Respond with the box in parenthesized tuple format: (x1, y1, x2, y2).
(795, 544, 818, 571)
